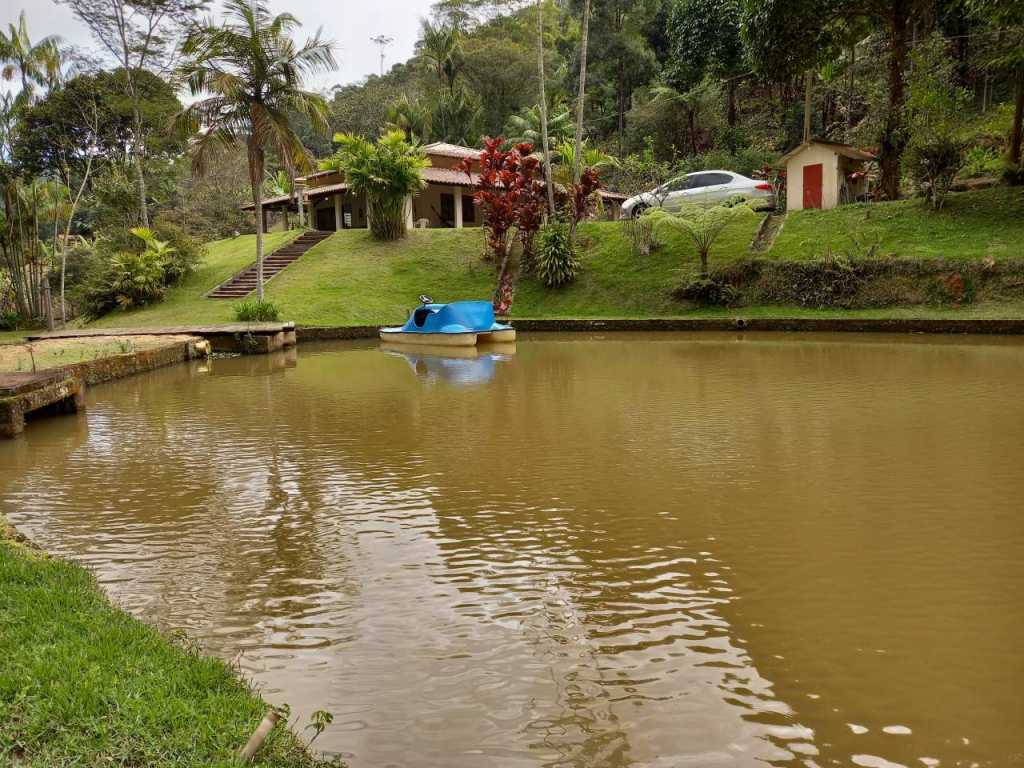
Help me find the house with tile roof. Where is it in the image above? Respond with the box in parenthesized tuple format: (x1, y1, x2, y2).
(245, 141, 626, 231)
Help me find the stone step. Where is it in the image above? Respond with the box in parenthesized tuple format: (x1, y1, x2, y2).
(208, 230, 332, 299)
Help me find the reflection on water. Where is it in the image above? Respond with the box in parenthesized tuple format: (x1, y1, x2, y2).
(382, 342, 516, 386)
(2, 333, 1023, 768)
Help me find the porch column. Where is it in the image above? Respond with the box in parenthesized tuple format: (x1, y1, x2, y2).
(334, 193, 343, 230)
(295, 182, 305, 228)
(404, 195, 414, 229)
(306, 199, 315, 229)
(454, 186, 463, 228)
(261, 208, 269, 234)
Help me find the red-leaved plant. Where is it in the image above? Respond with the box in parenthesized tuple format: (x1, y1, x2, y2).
(456, 137, 546, 313)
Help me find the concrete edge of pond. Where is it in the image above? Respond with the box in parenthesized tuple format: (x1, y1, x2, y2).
(295, 317, 1024, 339)
(1, 338, 210, 439)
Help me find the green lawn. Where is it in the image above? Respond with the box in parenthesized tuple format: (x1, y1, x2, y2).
(772, 186, 1024, 261)
(0, 330, 28, 345)
(85, 186, 1024, 328)
(0, 535, 336, 768)
(90, 213, 763, 327)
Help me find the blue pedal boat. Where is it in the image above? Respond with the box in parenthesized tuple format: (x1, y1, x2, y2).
(379, 298, 516, 347)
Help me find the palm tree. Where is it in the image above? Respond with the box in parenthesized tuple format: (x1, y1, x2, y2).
(178, 0, 335, 302)
(417, 20, 462, 91)
(503, 102, 573, 147)
(0, 11, 62, 106)
(385, 95, 432, 142)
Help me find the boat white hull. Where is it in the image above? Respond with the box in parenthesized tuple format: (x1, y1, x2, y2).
(379, 328, 516, 346)
(379, 330, 479, 346)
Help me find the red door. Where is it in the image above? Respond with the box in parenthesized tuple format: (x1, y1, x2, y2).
(802, 163, 823, 209)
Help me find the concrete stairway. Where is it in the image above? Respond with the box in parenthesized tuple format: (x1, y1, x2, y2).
(207, 230, 332, 299)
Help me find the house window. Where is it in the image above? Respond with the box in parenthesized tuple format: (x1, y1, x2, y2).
(440, 193, 455, 225)
(461, 192, 475, 223)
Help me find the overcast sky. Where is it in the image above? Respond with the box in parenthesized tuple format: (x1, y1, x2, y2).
(2, 0, 437, 92)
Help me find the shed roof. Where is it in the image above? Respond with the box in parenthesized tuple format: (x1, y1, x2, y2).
(779, 139, 876, 165)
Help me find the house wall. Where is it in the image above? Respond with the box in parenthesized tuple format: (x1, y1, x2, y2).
(411, 184, 480, 228)
(786, 144, 841, 212)
(308, 190, 368, 230)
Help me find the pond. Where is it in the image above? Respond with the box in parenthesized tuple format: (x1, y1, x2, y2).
(2, 333, 1023, 768)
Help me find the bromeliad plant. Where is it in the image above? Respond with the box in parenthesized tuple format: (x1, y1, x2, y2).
(321, 131, 428, 241)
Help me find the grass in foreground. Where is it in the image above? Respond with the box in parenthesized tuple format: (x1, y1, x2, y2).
(0, 536, 335, 767)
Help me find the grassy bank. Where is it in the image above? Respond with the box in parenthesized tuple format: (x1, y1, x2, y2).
(772, 186, 1024, 261)
(85, 186, 1024, 328)
(0, 533, 335, 767)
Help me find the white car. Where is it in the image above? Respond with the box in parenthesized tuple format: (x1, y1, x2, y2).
(620, 170, 774, 218)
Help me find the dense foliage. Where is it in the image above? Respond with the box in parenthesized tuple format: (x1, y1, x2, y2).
(321, 132, 429, 240)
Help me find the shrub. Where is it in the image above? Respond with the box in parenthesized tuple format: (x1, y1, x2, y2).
(904, 34, 969, 210)
(960, 146, 1004, 179)
(82, 249, 168, 315)
(234, 299, 281, 322)
(99, 221, 204, 287)
(673, 276, 738, 306)
(536, 220, 580, 288)
(79, 226, 202, 317)
(926, 272, 975, 306)
(0, 310, 20, 330)
(905, 136, 967, 210)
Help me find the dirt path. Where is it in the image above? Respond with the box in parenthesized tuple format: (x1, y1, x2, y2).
(750, 211, 786, 254)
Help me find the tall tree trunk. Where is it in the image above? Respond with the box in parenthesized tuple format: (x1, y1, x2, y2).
(130, 94, 150, 227)
(688, 108, 698, 155)
(879, 2, 910, 200)
(1010, 66, 1024, 170)
(569, 0, 591, 240)
(536, 0, 556, 216)
(248, 139, 266, 302)
(847, 42, 856, 140)
(727, 79, 737, 127)
(803, 70, 813, 142)
(615, 70, 626, 157)
(573, 0, 590, 186)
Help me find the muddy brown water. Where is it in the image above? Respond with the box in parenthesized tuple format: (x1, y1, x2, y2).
(2, 333, 1023, 768)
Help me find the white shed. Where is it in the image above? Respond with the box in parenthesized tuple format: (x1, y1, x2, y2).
(780, 139, 875, 212)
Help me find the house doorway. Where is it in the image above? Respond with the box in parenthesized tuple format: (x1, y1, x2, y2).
(316, 207, 335, 231)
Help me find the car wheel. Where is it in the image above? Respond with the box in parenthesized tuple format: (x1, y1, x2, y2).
(631, 203, 649, 219)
